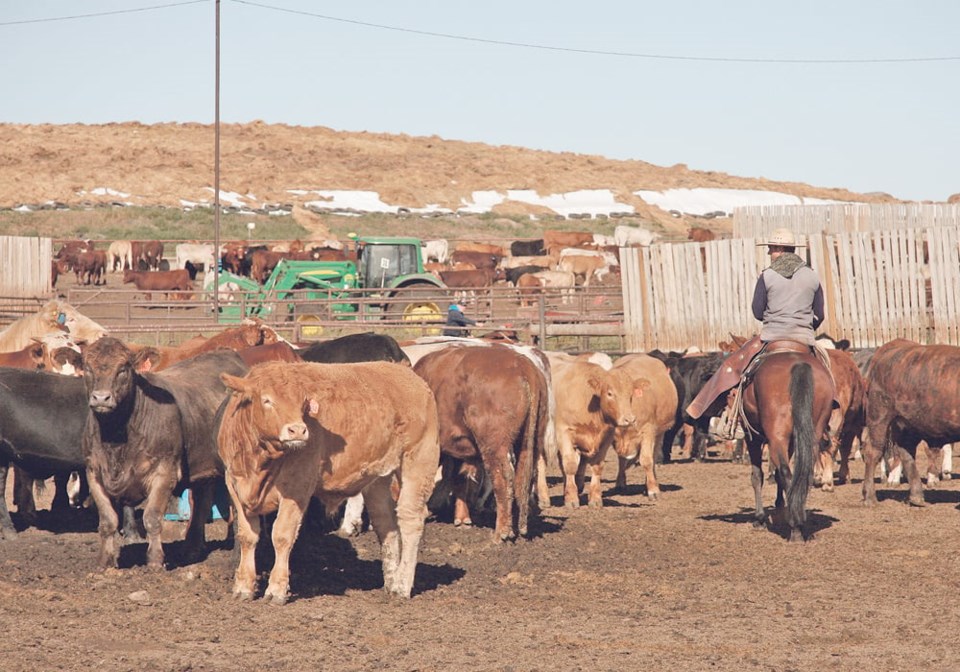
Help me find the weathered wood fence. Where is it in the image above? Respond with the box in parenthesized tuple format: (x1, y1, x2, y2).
(622, 227, 960, 352)
(733, 203, 960, 238)
(0, 236, 52, 305)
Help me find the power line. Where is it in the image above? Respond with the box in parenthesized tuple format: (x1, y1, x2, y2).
(230, 0, 960, 64)
(0, 0, 207, 27)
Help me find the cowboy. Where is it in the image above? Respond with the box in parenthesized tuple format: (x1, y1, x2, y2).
(442, 303, 477, 337)
(686, 227, 827, 436)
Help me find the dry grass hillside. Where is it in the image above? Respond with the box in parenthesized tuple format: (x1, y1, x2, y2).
(0, 122, 897, 237)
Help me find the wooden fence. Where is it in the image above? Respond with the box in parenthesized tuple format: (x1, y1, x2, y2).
(622, 227, 960, 352)
(0, 236, 52, 306)
(733, 203, 960, 239)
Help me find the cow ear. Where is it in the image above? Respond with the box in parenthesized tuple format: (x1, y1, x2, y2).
(586, 376, 604, 394)
(132, 347, 160, 373)
(221, 372, 251, 394)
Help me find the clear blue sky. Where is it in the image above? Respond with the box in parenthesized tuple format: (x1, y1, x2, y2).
(2, 1, 957, 202)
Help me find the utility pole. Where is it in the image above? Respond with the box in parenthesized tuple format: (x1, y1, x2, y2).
(213, 0, 221, 316)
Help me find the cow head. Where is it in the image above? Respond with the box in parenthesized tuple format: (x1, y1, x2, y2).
(587, 369, 637, 428)
(83, 337, 159, 414)
(222, 368, 313, 451)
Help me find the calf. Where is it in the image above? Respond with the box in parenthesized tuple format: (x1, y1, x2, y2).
(218, 361, 440, 603)
(82, 339, 248, 569)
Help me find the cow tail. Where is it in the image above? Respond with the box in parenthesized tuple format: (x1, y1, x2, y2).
(515, 377, 540, 537)
(787, 362, 814, 533)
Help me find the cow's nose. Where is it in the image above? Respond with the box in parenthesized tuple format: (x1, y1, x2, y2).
(281, 422, 308, 443)
(619, 413, 636, 427)
(89, 390, 115, 410)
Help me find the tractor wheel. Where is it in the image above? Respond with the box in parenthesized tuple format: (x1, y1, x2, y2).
(386, 286, 445, 334)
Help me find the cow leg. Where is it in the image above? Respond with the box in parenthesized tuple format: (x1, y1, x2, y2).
(337, 493, 365, 538)
(363, 477, 402, 595)
(896, 440, 925, 507)
(815, 436, 837, 492)
(13, 468, 37, 526)
(86, 468, 122, 568)
(264, 495, 308, 606)
(224, 477, 259, 600)
(535, 452, 551, 510)
(557, 435, 581, 509)
(0, 463, 17, 539)
(585, 447, 606, 508)
(484, 446, 516, 542)
(634, 427, 661, 500)
(141, 481, 174, 570)
(183, 480, 215, 563)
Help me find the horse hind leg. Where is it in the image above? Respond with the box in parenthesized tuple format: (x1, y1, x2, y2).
(747, 439, 766, 528)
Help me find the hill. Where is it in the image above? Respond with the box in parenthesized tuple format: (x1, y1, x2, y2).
(0, 122, 897, 237)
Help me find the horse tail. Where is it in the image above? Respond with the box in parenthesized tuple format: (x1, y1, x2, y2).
(788, 362, 815, 533)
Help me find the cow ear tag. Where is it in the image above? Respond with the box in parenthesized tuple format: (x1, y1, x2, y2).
(308, 398, 320, 415)
(634, 387, 644, 397)
(57, 312, 67, 325)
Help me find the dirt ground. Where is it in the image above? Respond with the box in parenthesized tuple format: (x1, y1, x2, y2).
(3, 446, 960, 672)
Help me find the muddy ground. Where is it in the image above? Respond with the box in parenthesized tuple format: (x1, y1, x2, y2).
(2, 447, 959, 672)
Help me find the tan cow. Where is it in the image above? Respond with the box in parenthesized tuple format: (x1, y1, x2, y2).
(543, 230, 594, 257)
(218, 361, 440, 604)
(540, 353, 639, 507)
(611, 354, 679, 500)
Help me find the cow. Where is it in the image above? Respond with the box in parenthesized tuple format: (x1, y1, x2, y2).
(861, 339, 960, 507)
(557, 254, 608, 286)
(439, 268, 505, 304)
(449, 250, 501, 270)
(132, 240, 164, 271)
(510, 239, 545, 257)
(414, 344, 548, 541)
(129, 319, 282, 371)
(0, 300, 107, 353)
(122, 268, 193, 300)
(455, 241, 504, 256)
(687, 227, 717, 243)
(236, 341, 302, 367)
(82, 338, 248, 569)
(500, 254, 557, 270)
(422, 239, 449, 264)
(611, 354, 680, 500)
(543, 230, 594, 257)
(70, 250, 107, 286)
(0, 370, 91, 539)
(614, 225, 659, 247)
(504, 265, 549, 286)
(647, 350, 728, 462)
(175, 243, 216, 272)
(107, 240, 134, 272)
(813, 349, 866, 491)
(541, 353, 639, 508)
(218, 361, 440, 603)
(299, 332, 409, 365)
(517, 270, 576, 306)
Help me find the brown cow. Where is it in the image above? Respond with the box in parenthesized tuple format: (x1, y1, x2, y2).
(540, 352, 639, 507)
(218, 361, 440, 603)
(449, 250, 501, 270)
(862, 339, 960, 507)
(235, 341, 302, 367)
(82, 339, 248, 569)
(123, 268, 193, 299)
(611, 354, 679, 500)
(70, 250, 107, 286)
(687, 227, 717, 242)
(557, 254, 608, 286)
(129, 320, 282, 371)
(454, 241, 504, 256)
(415, 345, 548, 541)
(543, 230, 594, 257)
(132, 240, 164, 271)
(813, 349, 866, 491)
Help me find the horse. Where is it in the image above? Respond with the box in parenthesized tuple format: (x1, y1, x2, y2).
(738, 341, 834, 541)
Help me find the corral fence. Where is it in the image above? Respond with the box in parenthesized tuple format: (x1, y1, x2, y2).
(621, 227, 960, 352)
(733, 202, 960, 238)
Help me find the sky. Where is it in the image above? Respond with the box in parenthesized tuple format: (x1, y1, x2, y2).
(2, 1, 958, 203)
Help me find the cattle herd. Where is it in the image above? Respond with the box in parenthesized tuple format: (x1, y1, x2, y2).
(5, 227, 959, 606)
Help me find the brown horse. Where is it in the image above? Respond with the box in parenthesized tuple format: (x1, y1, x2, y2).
(739, 341, 834, 541)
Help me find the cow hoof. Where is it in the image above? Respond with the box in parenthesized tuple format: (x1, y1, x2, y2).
(335, 525, 360, 539)
(752, 519, 766, 530)
(264, 589, 289, 606)
(0, 526, 17, 540)
(821, 483, 834, 493)
(453, 517, 472, 527)
(861, 497, 878, 508)
(789, 529, 804, 543)
(908, 496, 927, 508)
(646, 491, 660, 501)
(537, 499, 551, 511)
(565, 499, 580, 510)
(233, 588, 254, 601)
(587, 499, 603, 509)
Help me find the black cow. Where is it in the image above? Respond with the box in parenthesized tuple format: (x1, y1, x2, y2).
(299, 332, 409, 365)
(505, 265, 549, 286)
(647, 350, 727, 462)
(82, 339, 248, 569)
(0, 369, 88, 538)
(510, 239, 546, 257)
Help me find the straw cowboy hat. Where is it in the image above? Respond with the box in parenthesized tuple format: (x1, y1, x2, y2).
(758, 227, 805, 247)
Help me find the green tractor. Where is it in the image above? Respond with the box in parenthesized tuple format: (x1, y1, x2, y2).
(207, 235, 446, 328)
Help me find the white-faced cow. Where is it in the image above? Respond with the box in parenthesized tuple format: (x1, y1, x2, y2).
(217, 361, 439, 604)
(82, 338, 248, 569)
